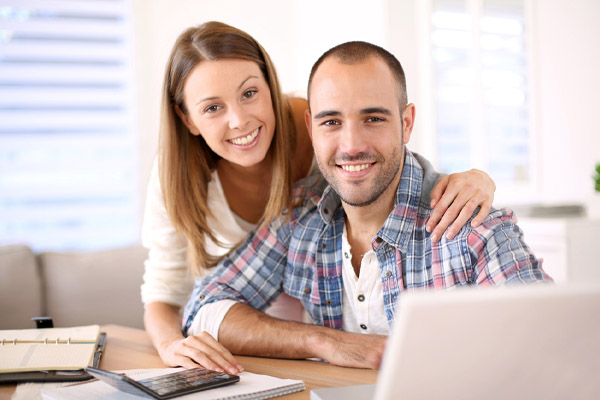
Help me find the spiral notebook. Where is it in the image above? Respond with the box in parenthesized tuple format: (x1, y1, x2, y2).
(0, 325, 104, 383)
(41, 368, 306, 400)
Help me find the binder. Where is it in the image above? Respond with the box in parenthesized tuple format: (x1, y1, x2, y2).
(0, 325, 105, 383)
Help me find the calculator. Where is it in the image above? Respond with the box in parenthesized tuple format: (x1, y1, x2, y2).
(85, 366, 240, 399)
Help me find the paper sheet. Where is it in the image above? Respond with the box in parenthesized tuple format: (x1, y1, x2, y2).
(13, 369, 153, 400)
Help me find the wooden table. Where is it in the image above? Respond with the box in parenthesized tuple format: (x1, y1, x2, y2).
(0, 324, 377, 399)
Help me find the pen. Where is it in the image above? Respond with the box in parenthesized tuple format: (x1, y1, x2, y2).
(93, 333, 107, 367)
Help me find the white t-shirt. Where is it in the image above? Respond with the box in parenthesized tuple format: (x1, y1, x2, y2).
(141, 160, 304, 322)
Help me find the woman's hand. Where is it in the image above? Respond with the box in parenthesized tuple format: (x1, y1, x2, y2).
(145, 302, 243, 374)
(157, 332, 244, 375)
(427, 169, 496, 241)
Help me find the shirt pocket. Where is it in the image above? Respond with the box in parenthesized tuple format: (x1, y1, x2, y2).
(283, 258, 323, 325)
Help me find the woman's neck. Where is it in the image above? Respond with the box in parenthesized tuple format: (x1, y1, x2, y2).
(216, 155, 273, 224)
(217, 153, 273, 183)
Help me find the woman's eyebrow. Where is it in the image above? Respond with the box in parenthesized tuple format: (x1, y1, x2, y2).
(195, 75, 260, 105)
(238, 75, 259, 90)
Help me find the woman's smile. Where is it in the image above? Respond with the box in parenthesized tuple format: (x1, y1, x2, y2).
(228, 126, 261, 147)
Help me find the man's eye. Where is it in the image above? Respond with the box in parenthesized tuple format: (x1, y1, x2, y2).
(243, 89, 257, 99)
(323, 120, 340, 126)
(204, 105, 220, 113)
(366, 116, 384, 123)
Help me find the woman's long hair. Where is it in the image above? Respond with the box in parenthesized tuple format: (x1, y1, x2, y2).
(159, 21, 296, 275)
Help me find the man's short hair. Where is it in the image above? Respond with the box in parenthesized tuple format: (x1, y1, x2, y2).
(307, 41, 408, 111)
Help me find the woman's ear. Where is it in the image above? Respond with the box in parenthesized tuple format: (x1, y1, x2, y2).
(174, 104, 201, 135)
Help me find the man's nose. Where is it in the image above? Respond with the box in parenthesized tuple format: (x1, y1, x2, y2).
(339, 122, 368, 154)
(228, 104, 250, 130)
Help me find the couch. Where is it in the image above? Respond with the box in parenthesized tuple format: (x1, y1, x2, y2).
(0, 243, 147, 330)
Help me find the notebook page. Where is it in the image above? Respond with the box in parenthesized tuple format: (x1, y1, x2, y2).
(0, 342, 96, 372)
(41, 369, 305, 400)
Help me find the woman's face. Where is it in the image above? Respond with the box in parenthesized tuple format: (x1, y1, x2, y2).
(178, 59, 276, 168)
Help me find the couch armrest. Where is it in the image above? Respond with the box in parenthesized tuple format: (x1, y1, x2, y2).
(0, 244, 43, 329)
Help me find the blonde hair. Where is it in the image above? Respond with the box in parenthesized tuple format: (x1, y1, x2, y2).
(159, 21, 296, 275)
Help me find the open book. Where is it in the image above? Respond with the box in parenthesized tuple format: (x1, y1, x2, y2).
(0, 325, 101, 373)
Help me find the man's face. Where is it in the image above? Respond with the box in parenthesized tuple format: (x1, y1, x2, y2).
(306, 56, 414, 207)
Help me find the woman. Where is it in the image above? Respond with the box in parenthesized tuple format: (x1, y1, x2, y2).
(142, 21, 496, 375)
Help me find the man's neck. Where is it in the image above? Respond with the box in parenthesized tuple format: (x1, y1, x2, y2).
(343, 166, 403, 276)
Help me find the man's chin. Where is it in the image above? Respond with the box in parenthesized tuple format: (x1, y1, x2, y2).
(338, 192, 378, 207)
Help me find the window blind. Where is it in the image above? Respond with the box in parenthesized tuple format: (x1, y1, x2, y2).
(0, 0, 139, 251)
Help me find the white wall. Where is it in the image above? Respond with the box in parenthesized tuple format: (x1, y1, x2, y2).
(131, 0, 600, 213)
(534, 0, 600, 206)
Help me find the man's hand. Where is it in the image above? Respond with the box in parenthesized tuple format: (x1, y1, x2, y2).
(219, 303, 387, 369)
(427, 169, 495, 241)
(312, 329, 387, 369)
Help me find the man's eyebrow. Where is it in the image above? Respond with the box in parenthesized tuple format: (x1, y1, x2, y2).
(359, 107, 392, 116)
(314, 110, 341, 120)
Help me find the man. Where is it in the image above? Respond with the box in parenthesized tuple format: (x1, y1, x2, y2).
(182, 41, 550, 372)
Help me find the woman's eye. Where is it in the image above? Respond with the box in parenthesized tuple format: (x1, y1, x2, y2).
(204, 105, 220, 113)
(243, 89, 257, 99)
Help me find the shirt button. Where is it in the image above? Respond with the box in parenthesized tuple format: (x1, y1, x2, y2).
(344, 251, 349, 259)
(375, 237, 383, 244)
(303, 287, 311, 295)
(357, 294, 365, 302)
(199, 294, 205, 300)
(326, 299, 332, 305)
(385, 270, 392, 278)
(322, 243, 327, 249)
(360, 324, 368, 330)
(323, 208, 329, 215)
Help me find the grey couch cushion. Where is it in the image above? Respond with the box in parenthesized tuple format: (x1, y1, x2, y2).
(39, 245, 147, 329)
(0, 244, 43, 329)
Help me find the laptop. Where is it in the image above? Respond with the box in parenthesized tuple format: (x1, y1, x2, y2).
(311, 284, 600, 400)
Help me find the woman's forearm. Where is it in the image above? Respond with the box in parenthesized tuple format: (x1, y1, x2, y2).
(144, 302, 185, 354)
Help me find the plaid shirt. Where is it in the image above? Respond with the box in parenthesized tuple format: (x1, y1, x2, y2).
(182, 151, 550, 333)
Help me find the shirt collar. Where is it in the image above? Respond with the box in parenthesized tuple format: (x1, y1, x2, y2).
(316, 150, 424, 251)
(317, 184, 341, 224)
(379, 150, 423, 252)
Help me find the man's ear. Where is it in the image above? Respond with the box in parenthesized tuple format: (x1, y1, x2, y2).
(402, 103, 416, 144)
(304, 109, 313, 141)
(174, 104, 200, 135)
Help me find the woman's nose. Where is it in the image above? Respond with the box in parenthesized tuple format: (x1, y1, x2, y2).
(228, 104, 250, 130)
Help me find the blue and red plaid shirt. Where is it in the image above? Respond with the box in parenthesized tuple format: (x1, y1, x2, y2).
(182, 151, 551, 333)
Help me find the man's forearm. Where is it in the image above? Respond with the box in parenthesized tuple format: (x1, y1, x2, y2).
(218, 303, 387, 369)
